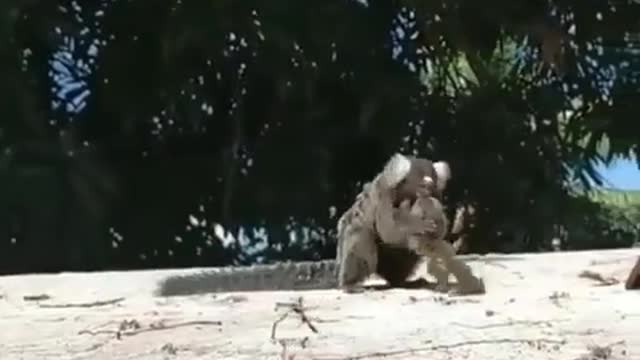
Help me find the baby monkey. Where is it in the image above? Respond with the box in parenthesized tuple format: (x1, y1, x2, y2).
(398, 194, 485, 294)
(376, 159, 484, 294)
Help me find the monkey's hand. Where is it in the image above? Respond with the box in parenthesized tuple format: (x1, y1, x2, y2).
(422, 219, 440, 236)
(376, 200, 433, 245)
(393, 208, 438, 236)
(375, 204, 412, 245)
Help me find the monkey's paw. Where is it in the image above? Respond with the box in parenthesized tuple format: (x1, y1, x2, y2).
(341, 285, 368, 294)
(434, 283, 450, 293)
(449, 278, 486, 296)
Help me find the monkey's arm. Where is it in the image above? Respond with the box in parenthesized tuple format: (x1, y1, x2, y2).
(155, 260, 337, 297)
(375, 199, 411, 244)
(420, 197, 450, 241)
(375, 194, 436, 245)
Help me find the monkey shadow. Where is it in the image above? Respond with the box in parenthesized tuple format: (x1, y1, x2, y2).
(363, 278, 442, 291)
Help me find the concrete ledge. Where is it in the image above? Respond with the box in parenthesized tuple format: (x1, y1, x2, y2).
(0, 248, 638, 360)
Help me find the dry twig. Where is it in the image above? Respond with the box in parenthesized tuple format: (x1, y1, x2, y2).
(23, 294, 51, 301)
(271, 297, 319, 341)
(578, 270, 620, 287)
(79, 319, 222, 340)
(39, 297, 125, 308)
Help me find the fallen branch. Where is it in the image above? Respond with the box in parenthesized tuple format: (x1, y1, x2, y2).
(39, 297, 125, 308)
(271, 297, 319, 341)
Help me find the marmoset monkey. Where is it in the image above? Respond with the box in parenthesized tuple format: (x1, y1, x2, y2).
(399, 195, 485, 294)
(336, 153, 451, 292)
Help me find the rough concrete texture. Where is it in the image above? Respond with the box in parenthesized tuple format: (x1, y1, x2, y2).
(1, 249, 639, 360)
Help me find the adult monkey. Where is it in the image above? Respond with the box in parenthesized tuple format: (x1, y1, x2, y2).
(336, 153, 455, 292)
(374, 156, 484, 294)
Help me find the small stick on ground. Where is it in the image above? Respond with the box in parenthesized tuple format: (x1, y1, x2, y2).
(271, 297, 319, 341)
(23, 294, 51, 301)
(39, 297, 126, 308)
(578, 270, 620, 287)
(79, 319, 222, 340)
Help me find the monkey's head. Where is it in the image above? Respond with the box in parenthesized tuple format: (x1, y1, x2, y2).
(394, 157, 450, 204)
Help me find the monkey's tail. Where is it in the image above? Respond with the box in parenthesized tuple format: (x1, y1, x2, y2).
(154, 260, 338, 297)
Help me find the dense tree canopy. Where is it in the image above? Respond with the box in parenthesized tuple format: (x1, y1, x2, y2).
(1, 0, 639, 274)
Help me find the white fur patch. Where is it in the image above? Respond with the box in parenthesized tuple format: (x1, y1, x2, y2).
(433, 161, 451, 191)
(381, 153, 412, 188)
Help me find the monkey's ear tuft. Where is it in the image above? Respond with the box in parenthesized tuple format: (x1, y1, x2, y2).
(433, 161, 451, 191)
(380, 153, 412, 189)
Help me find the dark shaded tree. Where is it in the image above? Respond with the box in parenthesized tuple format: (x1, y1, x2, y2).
(1, 0, 639, 274)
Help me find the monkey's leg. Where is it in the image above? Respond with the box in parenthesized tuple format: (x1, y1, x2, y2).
(338, 228, 379, 293)
(406, 216, 451, 291)
(426, 257, 450, 292)
(429, 239, 485, 295)
(416, 240, 450, 292)
(375, 243, 421, 287)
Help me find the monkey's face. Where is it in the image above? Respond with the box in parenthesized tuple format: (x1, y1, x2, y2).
(401, 171, 436, 198)
(394, 159, 450, 204)
(394, 169, 436, 205)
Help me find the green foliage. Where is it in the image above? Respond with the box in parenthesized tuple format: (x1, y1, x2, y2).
(589, 188, 640, 207)
(560, 189, 640, 250)
(589, 188, 640, 245)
